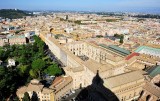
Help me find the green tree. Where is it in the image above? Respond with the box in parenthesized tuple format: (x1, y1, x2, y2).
(37, 41, 45, 49)
(0, 79, 6, 90)
(0, 67, 18, 98)
(14, 96, 20, 101)
(44, 63, 62, 76)
(74, 20, 82, 25)
(0, 67, 6, 76)
(120, 37, 123, 44)
(18, 65, 29, 76)
(54, 35, 59, 39)
(33, 35, 45, 48)
(18, 56, 27, 65)
(0, 48, 8, 61)
(33, 35, 45, 57)
(29, 69, 38, 78)
(0, 49, 4, 59)
(0, 67, 6, 90)
(96, 35, 103, 38)
(32, 59, 45, 78)
(22, 92, 30, 101)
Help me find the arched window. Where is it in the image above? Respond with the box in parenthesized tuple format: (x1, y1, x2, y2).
(121, 97, 123, 101)
(124, 96, 126, 101)
(146, 95, 151, 101)
(140, 90, 144, 97)
(80, 83, 82, 89)
(129, 94, 132, 99)
(134, 92, 136, 96)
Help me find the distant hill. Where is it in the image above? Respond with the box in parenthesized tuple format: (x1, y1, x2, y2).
(132, 14, 160, 19)
(0, 9, 33, 19)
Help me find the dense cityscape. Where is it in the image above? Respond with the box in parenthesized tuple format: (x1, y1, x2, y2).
(0, 0, 160, 101)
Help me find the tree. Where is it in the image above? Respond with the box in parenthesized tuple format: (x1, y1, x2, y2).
(22, 92, 30, 101)
(114, 34, 124, 44)
(18, 65, 29, 76)
(18, 56, 27, 65)
(119, 37, 123, 44)
(0, 9, 32, 19)
(0, 67, 6, 90)
(96, 35, 103, 38)
(0, 49, 4, 59)
(29, 69, 38, 79)
(0, 79, 6, 90)
(33, 35, 45, 57)
(0, 67, 6, 76)
(0, 49, 7, 61)
(33, 35, 45, 48)
(54, 35, 59, 39)
(32, 59, 45, 78)
(14, 96, 20, 101)
(74, 20, 82, 25)
(44, 63, 62, 76)
(0, 67, 18, 98)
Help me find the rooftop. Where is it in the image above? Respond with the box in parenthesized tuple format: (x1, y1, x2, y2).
(147, 65, 160, 78)
(135, 46, 160, 53)
(125, 52, 139, 60)
(26, 81, 44, 92)
(104, 71, 144, 89)
(143, 82, 160, 97)
(7, 35, 25, 39)
(84, 59, 114, 74)
(99, 44, 130, 56)
(16, 79, 53, 95)
(50, 76, 73, 93)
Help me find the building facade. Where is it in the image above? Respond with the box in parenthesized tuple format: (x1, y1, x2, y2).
(49, 76, 73, 101)
(104, 71, 145, 101)
(16, 79, 55, 101)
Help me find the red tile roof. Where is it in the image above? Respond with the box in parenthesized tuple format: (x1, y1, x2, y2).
(52, 76, 63, 86)
(125, 52, 139, 60)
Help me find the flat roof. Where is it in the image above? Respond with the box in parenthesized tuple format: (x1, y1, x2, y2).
(7, 35, 25, 39)
(135, 46, 160, 53)
(84, 59, 114, 74)
(99, 44, 130, 56)
(104, 71, 144, 89)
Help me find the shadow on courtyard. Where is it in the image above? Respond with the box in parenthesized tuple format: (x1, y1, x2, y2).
(75, 70, 119, 101)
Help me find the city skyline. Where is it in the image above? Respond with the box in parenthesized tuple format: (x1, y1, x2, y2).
(0, 2, 160, 100)
(1, 0, 160, 14)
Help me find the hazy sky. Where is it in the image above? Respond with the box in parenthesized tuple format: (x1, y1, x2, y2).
(1, 0, 160, 13)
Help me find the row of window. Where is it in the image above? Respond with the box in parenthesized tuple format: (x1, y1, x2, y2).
(117, 82, 143, 94)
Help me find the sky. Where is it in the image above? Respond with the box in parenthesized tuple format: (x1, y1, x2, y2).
(1, 0, 160, 13)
